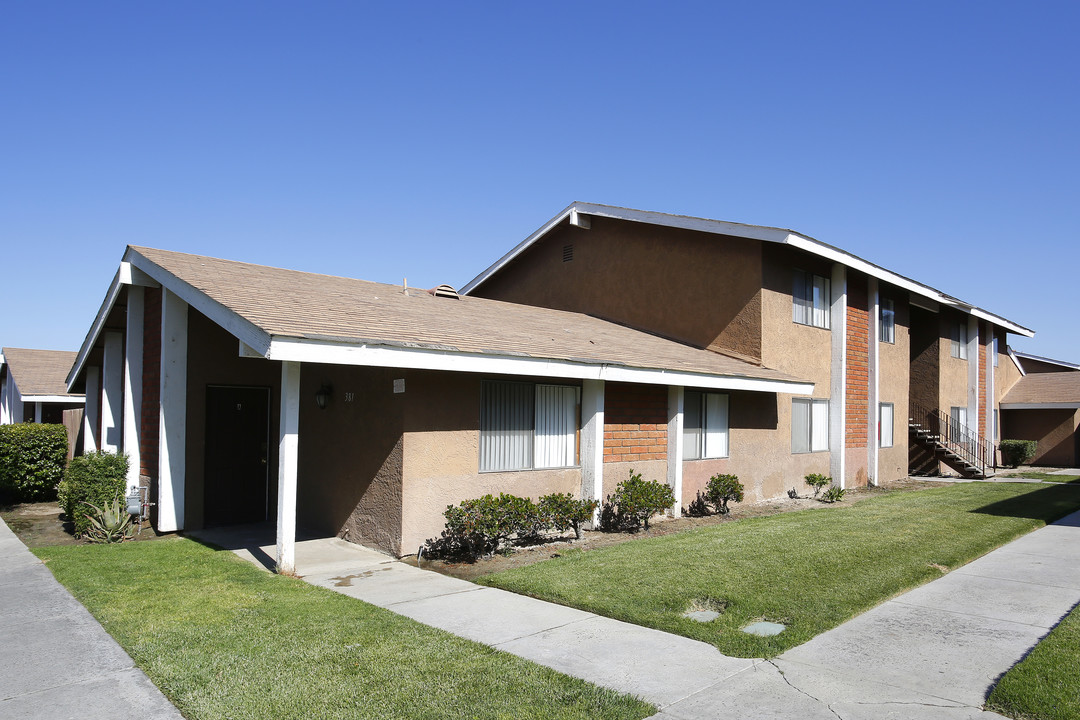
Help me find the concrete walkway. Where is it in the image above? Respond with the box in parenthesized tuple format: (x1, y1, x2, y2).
(0, 518, 183, 720)
(196, 508, 1080, 720)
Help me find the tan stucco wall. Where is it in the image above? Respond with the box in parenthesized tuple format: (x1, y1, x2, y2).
(473, 217, 764, 360)
(399, 371, 582, 554)
(877, 287, 910, 483)
(937, 309, 969, 414)
(1002, 409, 1080, 467)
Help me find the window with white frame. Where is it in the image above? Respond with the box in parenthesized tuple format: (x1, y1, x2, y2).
(992, 334, 999, 367)
(480, 381, 580, 471)
(792, 398, 829, 453)
(793, 270, 831, 329)
(880, 298, 895, 343)
(683, 390, 730, 460)
(951, 321, 968, 359)
(879, 403, 894, 448)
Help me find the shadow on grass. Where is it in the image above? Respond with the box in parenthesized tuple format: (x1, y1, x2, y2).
(972, 482, 1080, 523)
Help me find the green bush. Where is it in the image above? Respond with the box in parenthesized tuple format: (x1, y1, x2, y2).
(424, 491, 601, 561)
(83, 497, 137, 543)
(821, 486, 846, 503)
(600, 469, 675, 532)
(0, 423, 68, 502)
(58, 451, 129, 537)
(538, 493, 599, 540)
(804, 473, 832, 499)
(704, 473, 745, 515)
(1000, 439, 1038, 468)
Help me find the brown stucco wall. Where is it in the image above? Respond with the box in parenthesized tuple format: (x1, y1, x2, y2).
(908, 305, 940, 414)
(473, 217, 764, 360)
(938, 309, 969, 416)
(296, 364, 405, 555)
(399, 371, 581, 555)
(876, 288, 910, 483)
(1002, 409, 1080, 467)
(183, 310, 283, 531)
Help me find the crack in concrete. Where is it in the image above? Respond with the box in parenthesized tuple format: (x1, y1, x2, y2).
(764, 660, 844, 720)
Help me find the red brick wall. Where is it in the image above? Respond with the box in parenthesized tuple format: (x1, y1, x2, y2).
(140, 287, 161, 479)
(979, 322, 989, 437)
(603, 383, 668, 463)
(845, 277, 869, 448)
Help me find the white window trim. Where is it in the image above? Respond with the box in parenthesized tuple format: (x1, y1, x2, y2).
(793, 270, 832, 330)
(683, 390, 730, 460)
(792, 397, 829, 454)
(479, 380, 581, 472)
(879, 402, 894, 448)
(879, 298, 895, 344)
(951, 321, 968, 359)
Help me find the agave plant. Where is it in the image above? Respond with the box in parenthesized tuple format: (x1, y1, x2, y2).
(82, 498, 137, 543)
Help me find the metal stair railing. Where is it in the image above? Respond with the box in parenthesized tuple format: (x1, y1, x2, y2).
(908, 400, 997, 475)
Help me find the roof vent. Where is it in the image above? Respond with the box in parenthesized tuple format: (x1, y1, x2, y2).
(429, 284, 461, 299)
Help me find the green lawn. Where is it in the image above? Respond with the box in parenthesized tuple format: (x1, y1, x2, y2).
(35, 538, 653, 720)
(479, 482, 1080, 658)
(1007, 471, 1080, 484)
(988, 602, 1080, 720)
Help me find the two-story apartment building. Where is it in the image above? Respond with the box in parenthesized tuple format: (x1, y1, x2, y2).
(463, 203, 1033, 496)
(66, 203, 1033, 570)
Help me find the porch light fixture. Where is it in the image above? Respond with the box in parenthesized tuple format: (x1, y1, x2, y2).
(315, 384, 332, 410)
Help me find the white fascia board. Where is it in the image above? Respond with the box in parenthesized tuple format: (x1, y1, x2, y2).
(1000, 402, 1080, 410)
(1007, 346, 1027, 376)
(21, 395, 86, 404)
(67, 269, 125, 390)
(267, 337, 815, 395)
(118, 261, 160, 288)
(1013, 351, 1080, 370)
(461, 204, 577, 294)
(125, 247, 272, 356)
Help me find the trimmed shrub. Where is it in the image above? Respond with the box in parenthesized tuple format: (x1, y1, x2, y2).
(426, 493, 537, 560)
(1000, 439, 1038, 468)
(600, 469, 675, 532)
(704, 473, 744, 515)
(538, 493, 598, 540)
(804, 473, 832, 499)
(684, 491, 711, 517)
(0, 423, 68, 502)
(58, 451, 129, 537)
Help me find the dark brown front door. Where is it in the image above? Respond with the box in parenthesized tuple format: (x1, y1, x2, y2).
(204, 386, 270, 526)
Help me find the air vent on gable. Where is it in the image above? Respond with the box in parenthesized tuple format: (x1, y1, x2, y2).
(429, 284, 461, 299)
(562, 244, 574, 262)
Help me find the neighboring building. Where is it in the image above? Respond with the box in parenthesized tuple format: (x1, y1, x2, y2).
(463, 203, 1034, 489)
(1000, 351, 1080, 466)
(1, 348, 85, 457)
(66, 246, 810, 570)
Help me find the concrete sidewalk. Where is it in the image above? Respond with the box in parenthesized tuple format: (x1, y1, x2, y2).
(196, 510, 1080, 719)
(0, 518, 183, 720)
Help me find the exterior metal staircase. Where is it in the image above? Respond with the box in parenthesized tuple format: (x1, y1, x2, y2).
(909, 400, 997, 479)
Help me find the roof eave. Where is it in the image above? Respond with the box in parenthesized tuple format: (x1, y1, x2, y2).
(266, 336, 814, 395)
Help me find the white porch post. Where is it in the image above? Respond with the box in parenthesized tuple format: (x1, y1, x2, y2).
(667, 385, 685, 517)
(581, 379, 605, 525)
(158, 289, 187, 533)
(34, 402, 43, 423)
(124, 286, 144, 492)
(986, 324, 996, 442)
(277, 361, 301, 574)
(867, 278, 880, 486)
(101, 330, 124, 453)
(83, 367, 100, 452)
(830, 264, 848, 488)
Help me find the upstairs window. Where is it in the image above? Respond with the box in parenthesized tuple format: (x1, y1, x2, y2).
(792, 398, 829, 453)
(879, 298, 895, 343)
(793, 270, 831, 329)
(480, 381, 579, 471)
(951, 321, 968, 359)
(879, 403, 894, 448)
(683, 391, 730, 460)
(992, 334, 999, 367)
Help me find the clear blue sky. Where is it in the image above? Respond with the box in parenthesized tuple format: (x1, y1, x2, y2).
(3, 1, 1077, 362)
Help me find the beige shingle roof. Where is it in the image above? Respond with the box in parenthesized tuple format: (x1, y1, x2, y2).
(3, 348, 81, 397)
(1002, 373, 1080, 405)
(131, 246, 806, 386)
